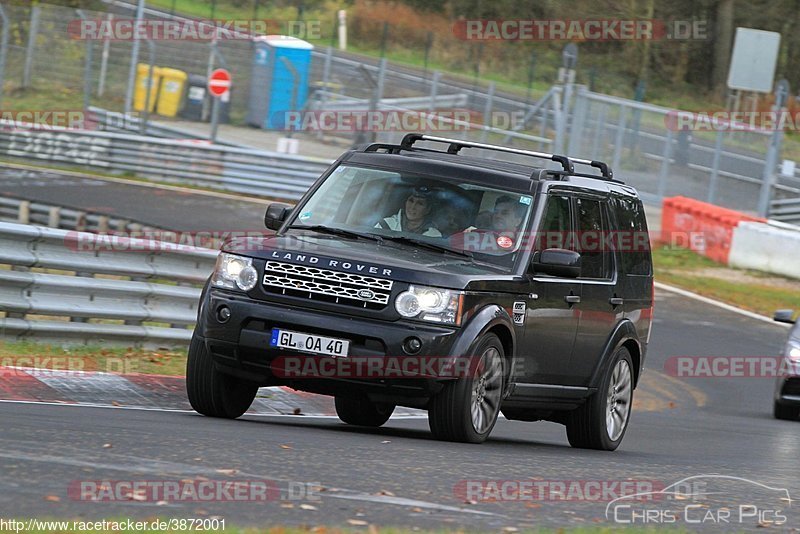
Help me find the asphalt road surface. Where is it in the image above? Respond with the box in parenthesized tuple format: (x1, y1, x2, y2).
(0, 165, 266, 232)
(0, 289, 797, 530)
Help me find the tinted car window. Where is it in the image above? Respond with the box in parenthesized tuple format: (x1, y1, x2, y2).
(612, 196, 652, 276)
(575, 197, 610, 279)
(537, 194, 571, 250)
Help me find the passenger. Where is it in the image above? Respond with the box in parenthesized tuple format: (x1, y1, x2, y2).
(490, 195, 527, 238)
(376, 186, 442, 237)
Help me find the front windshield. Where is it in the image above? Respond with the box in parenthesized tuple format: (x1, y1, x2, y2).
(288, 164, 534, 271)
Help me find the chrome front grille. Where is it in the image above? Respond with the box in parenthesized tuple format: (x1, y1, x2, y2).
(262, 260, 394, 309)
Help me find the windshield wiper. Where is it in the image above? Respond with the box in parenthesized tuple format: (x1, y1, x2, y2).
(381, 235, 473, 259)
(286, 225, 384, 243)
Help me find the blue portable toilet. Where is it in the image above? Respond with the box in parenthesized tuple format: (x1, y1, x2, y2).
(247, 35, 314, 130)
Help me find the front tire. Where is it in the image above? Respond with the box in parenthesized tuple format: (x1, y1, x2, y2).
(773, 402, 799, 421)
(428, 333, 505, 444)
(566, 347, 634, 451)
(335, 396, 395, 427)
(186, 333, 258, 419)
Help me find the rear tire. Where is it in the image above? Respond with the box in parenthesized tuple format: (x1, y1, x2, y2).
(428, 333, 505, 444)
(335, 396, 395, 427)
(186, 333, 258, 419)
(566, 347, 634, 451)
(773, 402, 799, 421)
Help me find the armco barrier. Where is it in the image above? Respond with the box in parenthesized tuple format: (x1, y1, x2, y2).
(729, 221, 800, 279)
(661, 196, 766, 263)
(0, 221, 217, 346)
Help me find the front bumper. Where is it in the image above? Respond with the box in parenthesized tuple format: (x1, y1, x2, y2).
(200, 288, 467, 400)
(774, 356, 800, 406)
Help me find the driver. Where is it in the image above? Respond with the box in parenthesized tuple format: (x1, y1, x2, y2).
(376, 186, 442, 237)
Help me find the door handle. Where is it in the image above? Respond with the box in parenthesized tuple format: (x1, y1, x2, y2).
(609, 297, 624, 307)
(564, 295, 581, 304)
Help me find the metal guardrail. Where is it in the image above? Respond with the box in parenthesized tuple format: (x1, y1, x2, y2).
(770, 197, 800, 224)
(0, 123, 333, 201)
(88, 106, 239, 145)
(310, 93, 469, 112)
(0, 195, 161, 233)
(0, 221, 216, 346)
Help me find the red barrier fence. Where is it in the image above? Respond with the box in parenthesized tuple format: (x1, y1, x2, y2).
(661, 196, 765, 263)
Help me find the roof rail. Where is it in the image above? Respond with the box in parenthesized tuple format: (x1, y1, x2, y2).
(391, 133, 617, 181)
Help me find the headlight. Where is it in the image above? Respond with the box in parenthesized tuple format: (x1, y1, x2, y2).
(212, 252, 258, 291)
(395, 285, 463, 325)
(787, 341, 800, 361)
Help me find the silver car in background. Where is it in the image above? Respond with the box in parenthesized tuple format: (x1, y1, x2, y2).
(774, 310, 800, 421)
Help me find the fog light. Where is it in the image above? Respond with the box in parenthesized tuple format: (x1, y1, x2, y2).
(217, 306, 231, 323)
(402, 337, 422, 355)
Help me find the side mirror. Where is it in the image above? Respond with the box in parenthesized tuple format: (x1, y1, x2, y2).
(264, 203, 293, 231)
(532, 248, 582, 278)
(774, 309, 796, 324)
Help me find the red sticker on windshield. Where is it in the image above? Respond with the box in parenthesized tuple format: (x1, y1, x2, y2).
(497, 235, 513, 248)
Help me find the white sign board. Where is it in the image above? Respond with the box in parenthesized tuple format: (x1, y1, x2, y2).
(727, 28, 781, 93)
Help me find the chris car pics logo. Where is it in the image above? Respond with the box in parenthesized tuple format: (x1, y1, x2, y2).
(606, 475, 791, 526)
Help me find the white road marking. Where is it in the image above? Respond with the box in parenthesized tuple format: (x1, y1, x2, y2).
(655, 282, 791, 328)
(0, 444, 497, 517)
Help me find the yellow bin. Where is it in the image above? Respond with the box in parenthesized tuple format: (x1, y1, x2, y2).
(134, 63, 162, 113)
(156, 68, 188, 117)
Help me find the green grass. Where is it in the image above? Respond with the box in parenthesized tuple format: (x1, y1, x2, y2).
(652, 245, 800, 318)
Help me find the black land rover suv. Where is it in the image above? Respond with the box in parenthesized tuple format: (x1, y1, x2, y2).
(187, 134, 654, 451)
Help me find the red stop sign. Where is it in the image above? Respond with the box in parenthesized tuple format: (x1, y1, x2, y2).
(208, 69, 232, 97)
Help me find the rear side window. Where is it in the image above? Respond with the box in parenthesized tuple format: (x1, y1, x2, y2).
(537, 194, 571, 249)
(575, 197, 611, 279)
(612, 196, 652, 276)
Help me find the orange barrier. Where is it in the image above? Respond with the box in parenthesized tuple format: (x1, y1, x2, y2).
(660, 197, 766, 263)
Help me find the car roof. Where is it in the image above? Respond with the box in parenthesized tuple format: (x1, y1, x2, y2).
(341, 143, 640, 199)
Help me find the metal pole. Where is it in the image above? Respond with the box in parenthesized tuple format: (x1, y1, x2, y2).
(428, 71, 440, 114)
(98, 14, 113, 97)
(480, 82, 495, 143)
(707, 129, 725, 204)
(567, 85, 588, 156)
(525, 50, 536, 106)
(210, 97, 220, 143)
(203, 38, 218, 121)
(140, 40, 156, 135)
(0, 5, 9, 108)
(758, 128, 784, 217)
(22, 6, 41, 89)
(611, 105, 628, 173)
(379, 22, 389, 59)
(279, 57, 300, 139)
(124, 0, 146, 114)
(657, 128, 675, 200)
(77, 10, 94, 113)
(590, 103, 607, 161)
(423, 32, 433, 78)
(758, 80, 789, 217)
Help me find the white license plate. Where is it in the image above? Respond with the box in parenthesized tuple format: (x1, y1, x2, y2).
(270, 328, 349, 357)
